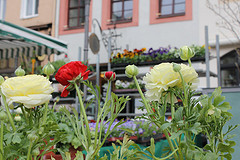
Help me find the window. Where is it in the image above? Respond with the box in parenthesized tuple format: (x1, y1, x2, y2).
(111, 0, 133, 23)
(68, 0, 85, 28)
(21, 0, 39, 18)
(158, 0, 185, 18)
(0, 0, 6, 20)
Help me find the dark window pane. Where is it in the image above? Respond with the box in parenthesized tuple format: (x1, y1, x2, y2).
(80, 0, 85, 6)
(80, 8, 85, 17)
(175, 0, 185, 3)
(124, 1, 133, 10)
(69, 18, 78, 27)
(79, 17, 85, 24)
(70, 0, 79, 7)
(161, 6, 172, 15)
(69, 9, 78, 18)
(113, 2, 122, 12)
(112, 11, 123, 21)
(174, 4, 185, 13)
(162, 0, 173, 5)
(221, 69, 238, 87)
(124, 10, 132, 19)
(35, 0, 39, 14)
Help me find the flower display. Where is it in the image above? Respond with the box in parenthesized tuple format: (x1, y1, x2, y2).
(1, 75, 54, 108)
(55, 61, 90, 97)
(143, 63, 198, 102)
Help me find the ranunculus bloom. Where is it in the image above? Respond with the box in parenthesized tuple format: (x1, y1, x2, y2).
(1, 75, 54, 108)
(143, 63, 198, 102)
(104, 71, 116, 81)
(55, 61, 90, 97)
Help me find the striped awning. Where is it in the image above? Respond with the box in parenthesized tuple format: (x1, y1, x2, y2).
(0, 20, 68, 59)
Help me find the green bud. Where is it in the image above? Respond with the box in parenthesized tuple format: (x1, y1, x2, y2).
(32, 148, 40, 156)
(125, 65, 139, 78)
(42, 62, 55, 76)
(15, 66, 25, 76)
(0, 75, 4, 85)
(27, 133, 38, 142)
(0, 111, 8, 121)
(14, 115, 21, 122)
(172, 63, 181, 72)
(180, 46, 195, 61)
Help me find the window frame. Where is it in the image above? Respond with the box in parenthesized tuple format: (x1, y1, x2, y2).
(0, 0, 6, 20)
(158, 0, 186, 18)
(21, 0, 39, 19)
(110, 0, 133, 24)
(67, 0, 85, 29)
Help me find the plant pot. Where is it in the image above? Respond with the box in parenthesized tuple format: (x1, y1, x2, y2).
(44, 146, 85, 160)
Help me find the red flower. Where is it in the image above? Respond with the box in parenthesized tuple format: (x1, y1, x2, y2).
(55, 61, 90, 97)
(104, 71, 116, 81)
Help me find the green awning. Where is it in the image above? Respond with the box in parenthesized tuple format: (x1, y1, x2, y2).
(0, 20, 68, 59)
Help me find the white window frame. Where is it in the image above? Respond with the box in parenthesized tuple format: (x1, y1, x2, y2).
(21, 0, 39, 19)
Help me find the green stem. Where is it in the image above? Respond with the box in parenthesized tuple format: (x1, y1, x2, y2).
(94, 81, 111, 148)
(27, 141, 33, 160)
(133, 76, 179, 160)
(188, 59, 192, 67)
(0, 93, 16, 131)
(20, 105, 28, 124)
(74, 83, 91, 146)
(29, 109, 33, 127)
(170, 91, 175, 121)
(0, 121, 3, 160)
(42, 102, 48, 125)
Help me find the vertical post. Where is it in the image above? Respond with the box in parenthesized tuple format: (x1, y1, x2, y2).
(95, 53, 100, 119)
(205, 26, 210, 88)
(216, 35, 221, 87)
(84, 0, 91, 63)
(76, 47, 81, 113)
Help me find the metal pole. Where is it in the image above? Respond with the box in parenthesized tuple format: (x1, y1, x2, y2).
(95, 53, 100, 119)
(216, 35, 221, 87)
(76, 47, 82, 113)
(83, 0, 90, 63)
(205, 26, 210, 88)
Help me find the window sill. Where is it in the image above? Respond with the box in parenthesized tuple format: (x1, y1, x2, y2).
(21, 14, 39, 19)
(157, 13, 185, 19)
(107, 19, 132, 25)
(64, 26, 84, 31)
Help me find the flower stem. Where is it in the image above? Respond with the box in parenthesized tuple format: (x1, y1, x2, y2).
(170, 91, 175, 120)
(74, 83, 91, 146)
(133, 76, 179, 160)
(0, 92, 16, 131)
(0, 121, 3, 160)
(94, 81, 111, 149)
(188, 59, 192, 67)
(42, 102, 48, 125)
(27, 141, 33, 160)
(20, 105, 28, 124)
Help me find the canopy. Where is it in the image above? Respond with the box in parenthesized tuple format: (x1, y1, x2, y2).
(0, 20, 68, 59)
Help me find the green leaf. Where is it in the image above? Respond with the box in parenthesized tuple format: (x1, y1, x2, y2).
(170, 130, 184, 140)
(188, 122, 202, 135)
(12, 134, 21, 144)
(213, 95, 225, 106)
(119, 128, 134, 134)
(160, 122, 172, 131)
(211, 87, 222, 99)
(202, 152, 218, 160)
(217, 102, 232, 112)
(174, 107, 183, 122)
(223, 153, 232, 160)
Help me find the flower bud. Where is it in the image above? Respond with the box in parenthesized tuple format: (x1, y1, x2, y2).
(0, 75, 4, 85)
(180, 46, 195, 61)
(0, 111, 7, 121)
(125, 65, 139, 78)
(42, 62, 55, 76)
(172, 63, 181, 72)
(14, 115, 21, 122)
(104, 71, 116, 81)
(27, 133, 38, 142)
(15, 66, 25, 76)
(32, 148, 40, 156)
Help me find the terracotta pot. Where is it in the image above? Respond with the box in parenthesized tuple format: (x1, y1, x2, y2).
(44, 146, 85, 160)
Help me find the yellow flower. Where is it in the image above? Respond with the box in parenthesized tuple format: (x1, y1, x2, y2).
(1, 75, 54, 109)
(143, 63, 198, 102)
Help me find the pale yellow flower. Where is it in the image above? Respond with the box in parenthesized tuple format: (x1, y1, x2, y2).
(1, 75, 54, 108)
(143, 63, 198, 102)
